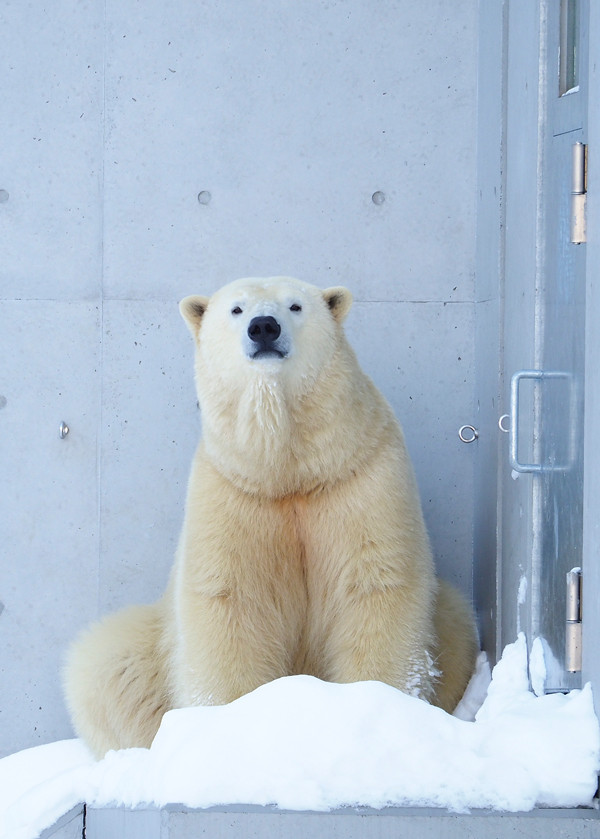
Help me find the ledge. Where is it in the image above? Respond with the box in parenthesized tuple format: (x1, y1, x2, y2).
(76, 804, 600, 838)
(38, 805, 84, 839)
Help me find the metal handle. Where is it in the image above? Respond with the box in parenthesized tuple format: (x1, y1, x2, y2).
(510, 370, 572, 473)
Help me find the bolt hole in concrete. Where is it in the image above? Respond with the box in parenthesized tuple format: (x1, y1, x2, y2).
(197, 190, 211, 205)
(371, 190, 386, 205)
(0, 189, 9, 203)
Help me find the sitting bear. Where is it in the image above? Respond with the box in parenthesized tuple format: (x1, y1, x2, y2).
(64, 277, 478, 757)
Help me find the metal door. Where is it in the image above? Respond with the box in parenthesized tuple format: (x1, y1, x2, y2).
(500, 0, 588, 690)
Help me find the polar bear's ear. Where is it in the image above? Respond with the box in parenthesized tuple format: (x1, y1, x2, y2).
(323, 287, 353, 323)
(180, 295, 210, 337)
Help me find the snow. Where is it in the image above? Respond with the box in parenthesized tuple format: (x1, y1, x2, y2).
(1, 635, 599, 839)
(518, 575, 528, 605)
(529, 637, 547, 698)
(452, 651, 491, 721)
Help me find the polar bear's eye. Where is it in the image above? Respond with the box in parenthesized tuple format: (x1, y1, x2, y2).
(231, 306, 243, 315)
(290, 304, 302, 312)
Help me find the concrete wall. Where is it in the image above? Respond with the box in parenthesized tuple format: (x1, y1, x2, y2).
(0, 0, 479, 756)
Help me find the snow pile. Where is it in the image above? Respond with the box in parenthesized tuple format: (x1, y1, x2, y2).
(1, 635, 599, 839)
(0, 740, 92, 839)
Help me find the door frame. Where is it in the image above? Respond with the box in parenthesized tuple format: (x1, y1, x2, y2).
(475, 0, 600, 701)
(581, 0, 600, 698)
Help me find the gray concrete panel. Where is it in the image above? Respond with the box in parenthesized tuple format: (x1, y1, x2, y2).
(86, 805, 600, 839)
(101, 0, 477, 304)
(99, 300, 199, 613)
(348, 300, 475, 594)
(0, 303, 101, 755)
(0, 3, 103, 300)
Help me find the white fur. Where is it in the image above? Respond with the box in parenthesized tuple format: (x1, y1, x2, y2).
(63, 277, 478, 757)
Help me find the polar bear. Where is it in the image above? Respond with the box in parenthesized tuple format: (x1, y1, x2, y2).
(64, 277, 478, 757)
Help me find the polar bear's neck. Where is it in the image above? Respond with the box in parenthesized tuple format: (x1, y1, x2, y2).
(236, 375, 292, 442)
(199, 345, 396, 498)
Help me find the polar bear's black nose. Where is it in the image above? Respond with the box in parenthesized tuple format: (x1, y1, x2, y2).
(248, 316, 281, 347)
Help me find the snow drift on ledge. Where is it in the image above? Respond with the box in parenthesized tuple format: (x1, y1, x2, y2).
(1, 634, 599, 839)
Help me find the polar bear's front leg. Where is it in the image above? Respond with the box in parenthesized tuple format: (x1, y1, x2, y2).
(172, 579, 301, 707)
(171, 456, 307, 707)
(321, 584, 440, 702)
(302, 443, 440, 702)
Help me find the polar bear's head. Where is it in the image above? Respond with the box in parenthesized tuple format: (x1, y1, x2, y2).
(178, 277, 381, 494)
(180, 277, 353, 397)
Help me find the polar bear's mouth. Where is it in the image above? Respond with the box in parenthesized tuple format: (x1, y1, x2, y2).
(251, 348, 288, 360)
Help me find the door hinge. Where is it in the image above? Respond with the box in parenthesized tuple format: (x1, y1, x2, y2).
(571, 142, 587, 244)
(566, 568, 582, 672)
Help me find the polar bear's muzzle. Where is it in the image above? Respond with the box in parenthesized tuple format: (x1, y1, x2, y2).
(247, 316, 288, 359)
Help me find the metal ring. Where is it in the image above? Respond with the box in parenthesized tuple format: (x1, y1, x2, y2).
(458, 425, 479, 444)
(498, 414, 510, 433)
(59, 421, 70, 439)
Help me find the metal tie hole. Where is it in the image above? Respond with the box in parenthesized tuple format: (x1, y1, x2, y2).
(458, 425, 479, 444)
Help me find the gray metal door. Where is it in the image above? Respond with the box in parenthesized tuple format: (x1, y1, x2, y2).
(500, 0, 588, 690)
